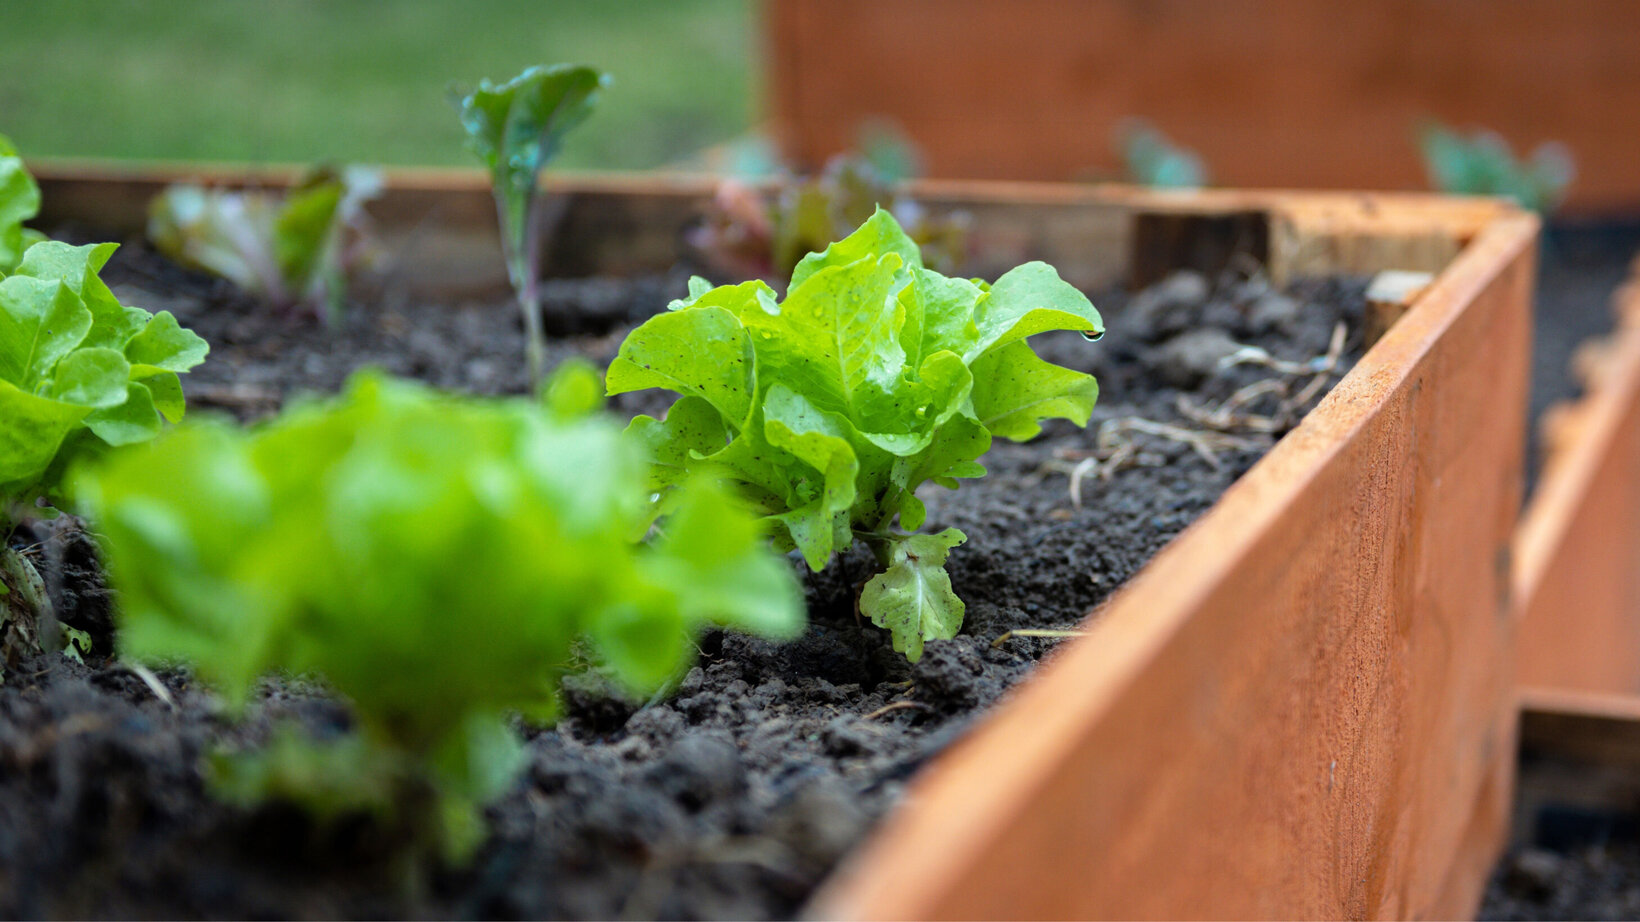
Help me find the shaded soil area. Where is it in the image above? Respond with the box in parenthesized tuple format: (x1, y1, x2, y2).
(1486, 837, 1640, 920)
(1483, 748, 1640, 921)
(2, 239, 1366, 919)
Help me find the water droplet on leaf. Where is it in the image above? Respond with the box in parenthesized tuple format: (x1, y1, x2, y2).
(1081, 329, 1105, 342)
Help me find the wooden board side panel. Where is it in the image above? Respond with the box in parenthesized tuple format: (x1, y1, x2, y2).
(1516, 297, 1640, 693)
(812, 214, 1534, 920)
(32, 163, 1502, 296)
(766, 0, 1640, 212)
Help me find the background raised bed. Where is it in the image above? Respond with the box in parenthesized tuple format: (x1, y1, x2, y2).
(766, 0, 1640, 213)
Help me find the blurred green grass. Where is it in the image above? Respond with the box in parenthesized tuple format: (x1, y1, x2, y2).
(1, 0, 755, 170)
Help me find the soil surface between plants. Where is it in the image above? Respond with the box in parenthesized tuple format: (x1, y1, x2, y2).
(0, 237, 1372, 920)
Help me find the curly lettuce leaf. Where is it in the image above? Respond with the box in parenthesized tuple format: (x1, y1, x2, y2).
(860, 527, 967, 662)
(0, 241, 208, 502)
(611, 208, 1102, 660)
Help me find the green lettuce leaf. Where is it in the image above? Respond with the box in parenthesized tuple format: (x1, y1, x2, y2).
(611, 207, 1103, 660)
(860, 527, 967, 662)
(0, 240, 208, 511)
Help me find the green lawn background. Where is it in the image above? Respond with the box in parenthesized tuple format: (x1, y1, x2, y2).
(1, 0, 755, 170)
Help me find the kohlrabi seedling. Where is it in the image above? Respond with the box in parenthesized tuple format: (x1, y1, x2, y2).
(612, 208, 1103, 661)
(455, 64, 609, 385)
(76, 368, 803, 861)
(1420, 122, 1574, 214)
(0, 237, 208, 676)
(148, 165, 382, 324)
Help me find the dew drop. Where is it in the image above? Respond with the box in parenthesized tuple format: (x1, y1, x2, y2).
(1081, 329, 1105, 342)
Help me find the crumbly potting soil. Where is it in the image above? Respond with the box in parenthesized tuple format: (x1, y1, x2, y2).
(0, 239, 1366, 920)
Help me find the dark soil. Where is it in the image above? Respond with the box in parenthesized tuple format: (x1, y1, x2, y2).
(1482, 742, 1640, 921)
(2, 237, 1367, 920)
(1485, 837, 1640, 920)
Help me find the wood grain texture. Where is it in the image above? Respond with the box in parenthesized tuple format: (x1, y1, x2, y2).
(765, 0, 1640, 212)
(811, 209, 1537, 919)
(1516, 269, 1640, 695)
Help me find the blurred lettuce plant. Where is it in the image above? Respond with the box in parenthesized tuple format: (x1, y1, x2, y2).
(691, 153, 967, 285)
(148, 165, 382, 323)
(0, 134, 46, 273)
(1421, 122, 1574, 214)
(76, 367, 803, 861)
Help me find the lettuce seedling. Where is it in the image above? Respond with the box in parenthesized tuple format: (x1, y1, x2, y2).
(0, 239, 208, 675)
(0, 134, 46, 273)
(690, 153, 967, 286)
(612, 208, 1103, 661)
(1420, 122, 1574, 214)
(148, 165, 382, 324)
(456, 64, 609, 385)
(76, 369, 803, 860)
(1118, 119, 1208, 189)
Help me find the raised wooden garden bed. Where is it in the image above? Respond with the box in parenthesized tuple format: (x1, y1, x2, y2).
(765, 0, 1640, 213)
(1516, 259, 1640, 696)
(30, 163, 1537, 918)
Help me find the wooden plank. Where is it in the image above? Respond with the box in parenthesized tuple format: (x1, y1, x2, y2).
(766, 0, 1640, 213)
(811, 209, 1537, 919)
(1516, 271, 1640, 695)
(30, 162, 1500, 299)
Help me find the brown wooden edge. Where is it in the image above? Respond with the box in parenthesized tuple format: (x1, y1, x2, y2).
(29, 159, 1504, 298)
(809, 205, 1537, 920)
(1515, 262, 1640, 696)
